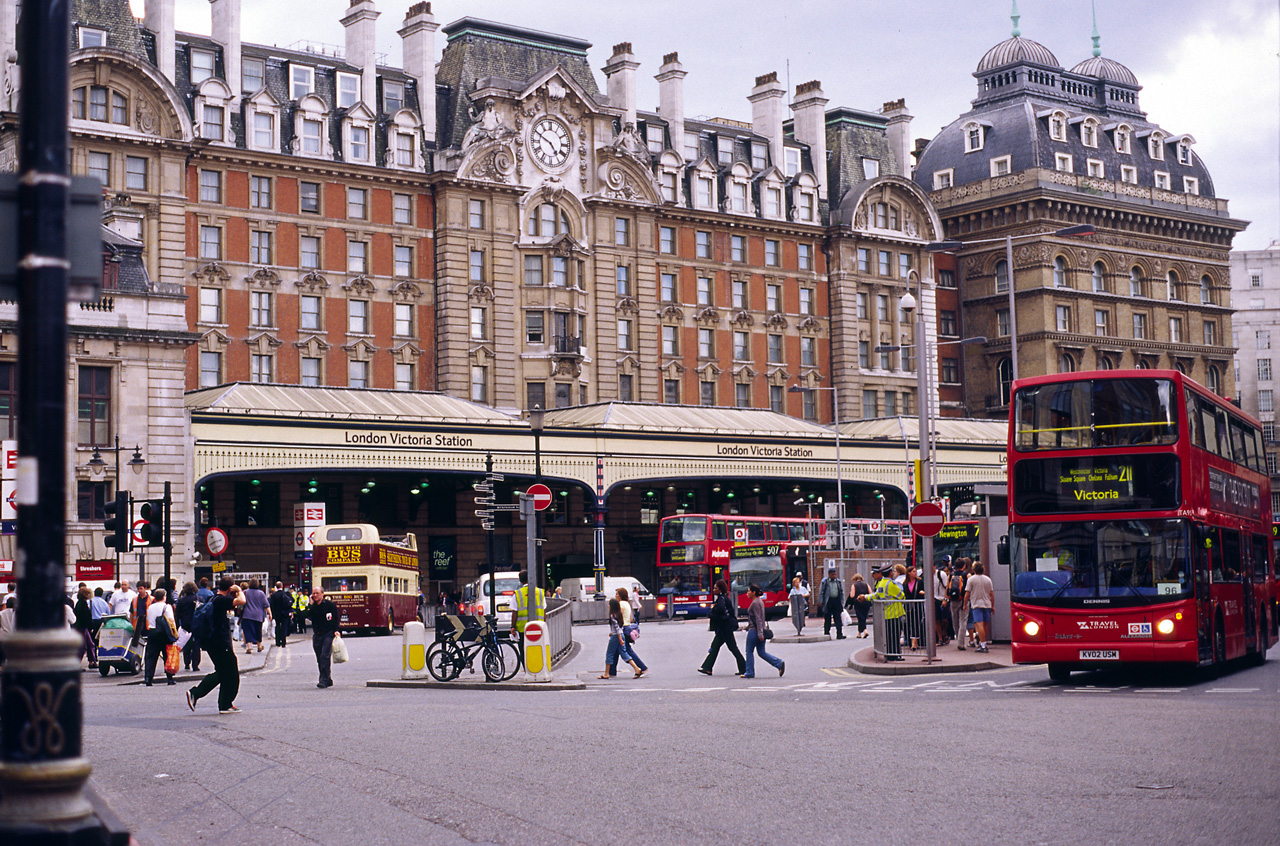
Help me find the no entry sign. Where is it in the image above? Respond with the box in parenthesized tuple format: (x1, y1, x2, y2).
(527, 483, 552, 512)
(909, 502, 946, 537)
(525, 625, 543, 643)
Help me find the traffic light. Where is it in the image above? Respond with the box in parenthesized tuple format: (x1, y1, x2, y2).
(138, 498, 165, 547)
(103, 490, 130, 552)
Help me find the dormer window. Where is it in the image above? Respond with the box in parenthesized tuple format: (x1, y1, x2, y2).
(729, 181, 747, 212)
(1054, 153, 1073, 173)
(201, 105, 224, 141)
(1120, 165, 1137, 184)
(337, 73, 361, 109)
(1183, 176, 1199, 195)
(242, 58, 265, 94)
(1114, 124, 1132, 154)
(1087, 159, 1104, 178)
(383, 80, 404, 114)
(1148, 132, 1165, 160)
(764, 186, 781, 218)
(251, 111, 275, 150)
(78, 27, 107, 49)
(964, 121, 985, 152)
(1176, 139, 1192, 165)
(791, 172, 819, 223)
(716, 136, 733, 166)
(394, 132, 413, 167)
(751, 142, 767, 170)
(193, 77, 235, 144)
(1081, 118, 1098, 148)
(290, 65, 315, 100)
(684, 132, 700, 162)
(647, 124, 665, 154)
(293, 94, 330, 159)
(301, 119, 321, 153)
(990, 155, 1011, 177)
(1153, 171, 1170, 190)
(350, 126, 369, 162)
(933, 169, 954, 190)
(863, 158, 880, 179)
(784, 147, 800, 176)
(191, 49, 215, 84)
(1048, 112, 1067, 142)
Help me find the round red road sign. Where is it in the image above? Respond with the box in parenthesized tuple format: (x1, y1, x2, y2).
(909, 502, 947, 537)
(205, 526, 230, 556)
(526, 483, 553, 512)
(524, 626, 543, 643)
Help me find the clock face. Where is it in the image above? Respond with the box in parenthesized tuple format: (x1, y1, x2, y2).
(530, 118, 571, 168)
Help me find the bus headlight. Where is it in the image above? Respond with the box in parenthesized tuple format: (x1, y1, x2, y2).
(1023, 620, 1041, 637)
(1156, 618, 1175, 635)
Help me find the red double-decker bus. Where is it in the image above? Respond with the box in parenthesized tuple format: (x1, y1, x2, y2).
(1006, 371, 1276, 681)
(655, 515, 814, 617)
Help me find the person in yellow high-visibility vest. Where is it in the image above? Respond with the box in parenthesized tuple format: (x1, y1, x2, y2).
(510, 570, 545, 640)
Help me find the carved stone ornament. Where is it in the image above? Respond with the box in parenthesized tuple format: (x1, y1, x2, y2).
(799, 316, 822, 332)
(468, 284, 495, 301)
(853, 206, 868, 230)
(731, 310, 755, 327)
(245, 267, 281, 288)
(766, 313, 789, 330)
(657, 304, 684, 321)
(392, 280, 423, 301)
(296, 270, 330, 292)
(616, 296, 639, 314)
(695, 306, 721, 325)
(554, 359, 582, 378)
(136, 98, 160, 136)
(342, 275, 376, 295)
(733, 365, 757, 381)
(461, 141, 518, 184)
(192, 262, 231, 285)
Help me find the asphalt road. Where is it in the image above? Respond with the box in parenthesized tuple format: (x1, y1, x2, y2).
(79, 620, 1280, 845)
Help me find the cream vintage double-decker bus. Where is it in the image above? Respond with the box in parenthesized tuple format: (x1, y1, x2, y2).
(311, 524, 419, 633)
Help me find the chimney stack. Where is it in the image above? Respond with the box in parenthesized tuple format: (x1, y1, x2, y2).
(749, 71, 785, 169)
(603, 42, 639, 129)
(881, 98, 914, 177)
(342, 0, 381, 107)
(791, 80, 829, 199)
(145, 0, 176, 83)
(210, 0, 241, 101)
(399, 3, 439, 142)
(656, 52, 686, 158)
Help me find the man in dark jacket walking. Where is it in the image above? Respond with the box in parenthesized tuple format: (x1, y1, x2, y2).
(697, 579, 746, 676)
(819, 566, 846, 639)
(187, 577, 247, 714)
(268, 582, 293, 648)
(308, 586, 340, 688)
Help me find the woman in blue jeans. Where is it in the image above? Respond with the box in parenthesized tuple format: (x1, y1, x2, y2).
(743, 584, 785, 678)
(599, 597, 644, 679)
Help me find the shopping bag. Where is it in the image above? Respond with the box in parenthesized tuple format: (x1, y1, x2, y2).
(331, 634, 349, 664)
(175, 627, 192, 649)
(163, 643, 181, 675)
(841, 609, 853, 627)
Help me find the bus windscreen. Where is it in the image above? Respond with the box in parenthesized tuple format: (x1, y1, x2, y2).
(1015, 378, 1178, 451)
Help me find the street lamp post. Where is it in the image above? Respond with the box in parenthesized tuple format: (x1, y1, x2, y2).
(528, 405, 544, 598)
(926, 224, 1095, 385)
(789, 383, 842, 553)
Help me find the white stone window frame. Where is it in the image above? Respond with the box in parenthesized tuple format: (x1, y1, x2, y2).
(1120, 165, 1138, 184)
(1054, 152, 1073, 173)
(989, 155, 1011, 177)
(242, 57, 267, 95)
(388, 109, 422, 171)
(336, 72, 362, 110)
(655, 151, 685, 205)
(789, 172, 819, 223)
(1146, 130, 1166, 161)
(190, 47, 216, 84)
(692, 160, 718, 212)
(78, 27, 108, 49)
(963, 120, 987, 153)
(290, 63, 316, 100)
(293, 94, 331, 159)
(342, 102, 376, 165)
(1079, 117, 1100, 149)
(194, 78, 234, 146)
(1046, 110, 1068, 143)
(1174, 135, 1195, 166)
(245, 89, 281, 153)
(1183, 176, 1200, 195)
(932, 168, 954, 190)
(725, 162, 754, 216)
(1086, 158, 1104, 178)
(1153, 170, 1171, 190)
(756, 168, 785, 221)
(1112, 123, 1133, 154)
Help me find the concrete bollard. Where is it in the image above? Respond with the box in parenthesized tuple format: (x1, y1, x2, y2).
(522, 620, 553, 682)
(402, 620, 428, 679)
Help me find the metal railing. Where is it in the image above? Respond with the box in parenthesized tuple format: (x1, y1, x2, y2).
(545, 597, 573, 665)
(871, 597, 930, 659)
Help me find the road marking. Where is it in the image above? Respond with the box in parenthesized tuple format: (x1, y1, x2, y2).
(821, 667, 859, 677)
(1207, 688, 1259, 694)
(1064, 687, 1122, 693)
(1132, 688, 1186, 694)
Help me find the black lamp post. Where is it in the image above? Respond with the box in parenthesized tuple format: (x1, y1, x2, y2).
(528, 405, 544, 595)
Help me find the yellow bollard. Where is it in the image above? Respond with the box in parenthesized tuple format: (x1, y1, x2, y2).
(522, 620, 553, 682)
(402, 620, 429, 679)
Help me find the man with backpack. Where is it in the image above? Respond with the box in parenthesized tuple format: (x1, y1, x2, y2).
(934, 557, 953, 646)
(948, 558, 969, 651)
(186, 577, 246, 714)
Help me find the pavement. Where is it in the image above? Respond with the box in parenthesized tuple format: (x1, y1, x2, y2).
(774, 623, 1015, 675)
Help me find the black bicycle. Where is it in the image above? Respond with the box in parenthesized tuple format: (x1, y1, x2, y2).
(427, 613, 517, 682)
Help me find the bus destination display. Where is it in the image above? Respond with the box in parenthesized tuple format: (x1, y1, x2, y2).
(1014, 454, 1179, 515)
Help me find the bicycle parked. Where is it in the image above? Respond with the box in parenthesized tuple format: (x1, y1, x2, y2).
(427, 613, 521, 682)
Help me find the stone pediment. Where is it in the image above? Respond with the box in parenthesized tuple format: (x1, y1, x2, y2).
(342, 275, 376, 295)
(296, 271, 330, 292)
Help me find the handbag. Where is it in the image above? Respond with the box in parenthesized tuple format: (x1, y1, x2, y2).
(627, 624, 639, 643)
(331, 633, 349, 664)
(154, 613, 178, 645)
(763, 624, 774, 640)
(163, 643, 181, 675)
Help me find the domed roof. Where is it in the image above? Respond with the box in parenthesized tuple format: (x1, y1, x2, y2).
(1069, 55, 1138, 87)
(976, 36, 1060, 73)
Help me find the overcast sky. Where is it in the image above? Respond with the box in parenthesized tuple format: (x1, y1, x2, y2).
(153, 0, 1280, 252)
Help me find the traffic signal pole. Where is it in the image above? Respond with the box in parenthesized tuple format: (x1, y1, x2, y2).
(0, 0, 107, 836)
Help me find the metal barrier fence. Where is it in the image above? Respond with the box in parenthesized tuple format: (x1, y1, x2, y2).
(871, 598, 930, 659)
(545, 597, 574, 665)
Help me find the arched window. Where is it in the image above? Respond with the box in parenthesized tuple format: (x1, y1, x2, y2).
(1207, 365, 1221, 395)
(1136, 360, 1151, 370)
(997, 358, 1013, 405)
(1166, 271, 1179, 301)
(1174, 361, 1188, 375)
(1058, 352, 1075, 373)
(1129, 267, 1143, 297)
(1053, 256, 1068, 288)
(1200, 275, 1212, 304)
(1097, 355, 1114, 371)
(527, 203, 572, 238)
(995, 260, 1009, 293)
(1092, 262, 1106, 293)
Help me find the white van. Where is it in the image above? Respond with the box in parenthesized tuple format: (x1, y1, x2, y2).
(461, 571, 522, 631)
(559, 576, 651, 602)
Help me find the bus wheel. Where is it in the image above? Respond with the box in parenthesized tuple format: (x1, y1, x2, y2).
(1246, 611, 1267, 667)
(1047, 663, 1071, 683)
(1212, 619, 1227, 673)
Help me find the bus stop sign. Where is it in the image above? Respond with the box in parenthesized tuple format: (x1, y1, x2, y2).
(909, 502, 946, 537)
